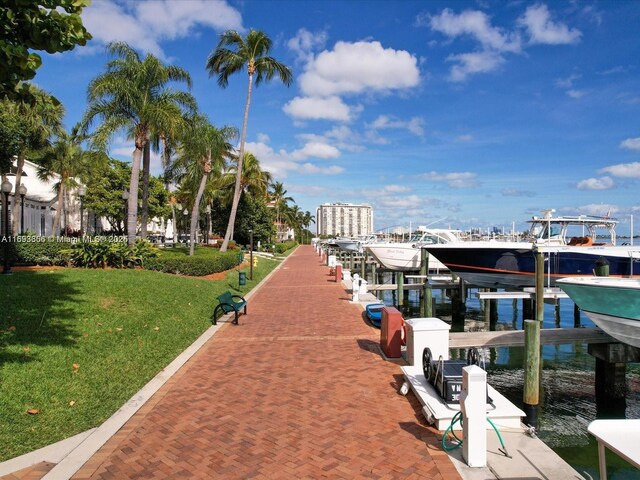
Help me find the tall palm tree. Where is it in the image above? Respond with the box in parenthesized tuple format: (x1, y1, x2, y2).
(269, 181, 294, 241)
(82, 42, 195, 245)
(170, 114, 237, 255)
(302, 210, 315, 244)
(206, 29, 292, 252)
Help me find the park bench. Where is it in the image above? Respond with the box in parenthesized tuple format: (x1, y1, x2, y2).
(212, 291, 247, 325)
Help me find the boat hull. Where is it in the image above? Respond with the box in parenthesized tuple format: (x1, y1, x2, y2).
(424, 243, 640, 289)
(557, 277, 640, 348)
(365, 244, 446, 272)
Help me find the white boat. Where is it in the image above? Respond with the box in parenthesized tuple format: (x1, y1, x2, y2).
(333, 234, 380, 253)
(557, 276, 640, 348)
(364, 229, 463, 271)
(424, 210, 640, 289)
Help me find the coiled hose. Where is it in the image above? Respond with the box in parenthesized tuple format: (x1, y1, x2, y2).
(441, 411, 511, 458)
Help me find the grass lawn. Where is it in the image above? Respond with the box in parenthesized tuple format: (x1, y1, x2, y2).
(0, 254, 281, 461)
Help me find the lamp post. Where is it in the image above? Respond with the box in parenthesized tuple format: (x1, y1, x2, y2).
(121, 190, 129, 236)
(249, 229, 254, 280)
(205, 205, 211, 245)
(183, 208, 188, 243)
(18, 183, 27, 235)
(78, 185, 86, 236)
(2, 179, 13, 274)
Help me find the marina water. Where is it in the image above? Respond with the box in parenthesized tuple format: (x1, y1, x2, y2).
(379, 277, 640, 479)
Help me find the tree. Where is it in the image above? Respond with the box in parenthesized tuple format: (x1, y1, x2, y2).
(83, 42, 195, 245)
(0, 84, 64, 234)
(170, 114, 236, 255)
(36, 125, 105, 236)
(206, 29, 292, 252)
(0, 0, 92, 100)
(269, 181, 294, 242)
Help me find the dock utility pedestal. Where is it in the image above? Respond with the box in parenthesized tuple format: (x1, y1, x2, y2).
(380, 307, 404, 358)
(405, 317, 450, 367)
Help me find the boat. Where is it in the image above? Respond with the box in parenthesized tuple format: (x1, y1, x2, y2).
(364, 228, 463, 271)
(333, 234, 380, 253)
(423, 210, 640, 289)
(365, 303, 385, 328)
(557, 276, 640, 348)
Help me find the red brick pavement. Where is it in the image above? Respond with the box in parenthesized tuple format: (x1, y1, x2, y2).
(9, 246, 461, 479)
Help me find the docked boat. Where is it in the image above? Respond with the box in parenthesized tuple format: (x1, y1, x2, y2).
(423, 210, 640, 289)
(557, 277, 640, 348)
(364, 228, 463, 272)
(333, 234, 380, 253)
(365, 303, 385, 328)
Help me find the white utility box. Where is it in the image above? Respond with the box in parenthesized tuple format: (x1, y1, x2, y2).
(405, 317, 451, 367)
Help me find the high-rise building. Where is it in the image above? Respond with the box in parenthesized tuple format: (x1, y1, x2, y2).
(316, 202, 373, 237)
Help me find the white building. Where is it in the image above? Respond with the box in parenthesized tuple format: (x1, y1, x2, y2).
(0, 159, 84, 236)
(316, 202, 373, 237)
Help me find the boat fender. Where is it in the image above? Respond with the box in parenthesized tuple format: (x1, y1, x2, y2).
(400, 320, 407, 346)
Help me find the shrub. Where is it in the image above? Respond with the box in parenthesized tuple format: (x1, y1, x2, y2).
(274, 241, 298, 254)
(64, 239, 158, 268)
(0, 237, 70, 266)
(144, 249, 241, 276)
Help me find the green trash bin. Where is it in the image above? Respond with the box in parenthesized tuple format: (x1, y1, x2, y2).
(239, 271, 247, 286)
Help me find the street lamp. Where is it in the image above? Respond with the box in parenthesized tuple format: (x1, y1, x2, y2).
(249, 229, 254, 280)
(121, 190, 129, 235)
(183, 208, 188, 243)
(17, 183, 27, 235)
(205, 204, 211, 245)
(78, 185, 86, 236)
(2, 179, 13, 274)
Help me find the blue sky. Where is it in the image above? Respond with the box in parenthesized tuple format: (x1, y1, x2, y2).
(33, 0, 640, 235)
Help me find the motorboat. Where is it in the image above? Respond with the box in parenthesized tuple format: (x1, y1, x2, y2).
(423, 210, 640, 289)
(333, 234, 380, 253)
(557, 276, 640, 348)
(364, 228, 463, 271)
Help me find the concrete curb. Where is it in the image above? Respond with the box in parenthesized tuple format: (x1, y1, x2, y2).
(2, 253, 293, 480)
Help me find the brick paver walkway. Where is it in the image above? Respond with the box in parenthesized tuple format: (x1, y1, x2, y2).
(7, 246, 461, 479)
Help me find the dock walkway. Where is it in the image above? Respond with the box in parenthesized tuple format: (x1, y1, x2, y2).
(2, 246, 460, 479)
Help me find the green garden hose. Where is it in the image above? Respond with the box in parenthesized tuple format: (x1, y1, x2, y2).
(441, 411, 511, 458)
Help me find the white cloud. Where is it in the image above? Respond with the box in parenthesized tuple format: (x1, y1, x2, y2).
(299, 41, 420, 97)
(555, 73, 581, 88)
(446, 51, 505, 82)
(244, 138, 342, 178)
(283, 96, 354, 122)
(518, 4, 581, 45)
(456, 134, 474, 142)
(382, 185, 412, 193)
(620, 138, 640, 151)
(82, 0, 243, 58)
(567, 89, 586, 99)
(577, 204, 619, 217)
(501, 188, 535, 197)
(577, 176, 615, 190)
(429, 9, 521, 53)
(599, 162, 640, 178)
(419, 171, 479, 188)
(287, 28, 328, 62)
(367, 115, 425, 136)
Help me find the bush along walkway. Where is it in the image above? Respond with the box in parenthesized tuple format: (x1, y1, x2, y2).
(10, 245, 460, 479)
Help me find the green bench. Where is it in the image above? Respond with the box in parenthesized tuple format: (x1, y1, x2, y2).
(212, 291, 247, 325)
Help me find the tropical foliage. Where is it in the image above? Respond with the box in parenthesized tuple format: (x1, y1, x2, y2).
(206, 29, 292, 251)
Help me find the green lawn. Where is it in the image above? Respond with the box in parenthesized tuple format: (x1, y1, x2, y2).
(0, 256, 280, 461)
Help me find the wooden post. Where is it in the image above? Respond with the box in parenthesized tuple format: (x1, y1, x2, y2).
(574, 303, 581, 328)
(360, 252, 366, 277)
(523, 248, 544, 428)
(419, 248, 432, 317)
(397, 271, 404, 310)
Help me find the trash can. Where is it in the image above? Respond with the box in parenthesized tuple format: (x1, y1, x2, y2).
(239, 271, 247, 286)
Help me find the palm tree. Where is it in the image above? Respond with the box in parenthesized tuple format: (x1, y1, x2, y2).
(206, 29, 292, 252)
(302, 211, 315, 244)
(269, 181, 294, 242)
(82, 42, 195, 245)
(37, 125, 106, 236)
(170, 113, 237, 255)
(219, 151, 271, 201)
(0, 84, 64, 234)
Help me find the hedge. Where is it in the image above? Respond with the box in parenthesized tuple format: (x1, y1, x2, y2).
(143, 249, 242, 276)
(274, 241, 298, 254)
(0, 237, 70, 266)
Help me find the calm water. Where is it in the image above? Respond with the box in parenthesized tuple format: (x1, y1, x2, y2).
(378, 278, 640, 479)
